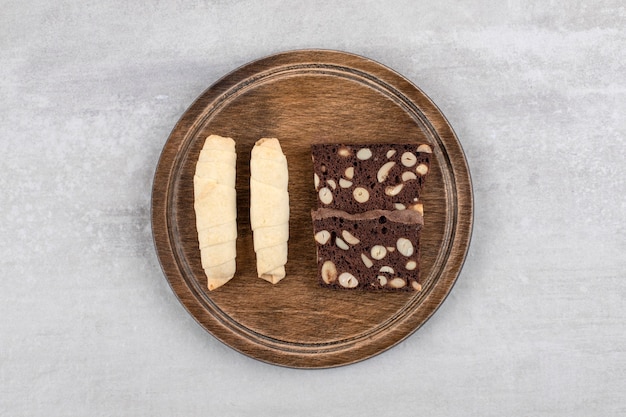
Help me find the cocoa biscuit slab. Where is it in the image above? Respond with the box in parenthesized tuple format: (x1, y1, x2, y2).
(311, 208, 423, 291)
(311, 143, 432, 213)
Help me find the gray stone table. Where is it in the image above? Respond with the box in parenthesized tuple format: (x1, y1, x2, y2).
(1, 1, 624, 416)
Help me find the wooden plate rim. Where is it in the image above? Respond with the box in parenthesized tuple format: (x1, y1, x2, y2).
(151, 49, 473, 368)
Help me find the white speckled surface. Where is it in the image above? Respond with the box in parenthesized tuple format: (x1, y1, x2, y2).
(1, 1, 625, 416)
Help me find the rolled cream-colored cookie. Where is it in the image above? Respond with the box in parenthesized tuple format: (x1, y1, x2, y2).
(194, 134, 237, 291)
(250, 138, 289, 284)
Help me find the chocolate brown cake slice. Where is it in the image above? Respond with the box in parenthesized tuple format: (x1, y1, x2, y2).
(312, 208, 423, 291)
(311, 143, 432, 213)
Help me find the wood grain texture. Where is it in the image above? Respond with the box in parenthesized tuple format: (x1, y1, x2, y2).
(151, 49, 473, 368)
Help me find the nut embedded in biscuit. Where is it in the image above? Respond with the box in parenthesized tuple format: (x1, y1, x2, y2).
(319, 187, 333, 204)
(377, 161, 396, 183)
(385, 183, 404, 196)
(361, 253, 373, 268)
(341, 230, 360, 245)
(338, 272, 358, 288)
(339, 178, 353, 188)
(416, 163, 429, 176)
(401, 152, 417, 167)
(321, 261, 337, 284)
(370, 245, 387, 260)
(388, 277, 407, 288)
(416, 144, 433, 154)
(314, 230, 331, 245)
(396, 238, 414, 257)
(356, 148, 372, 160)
(353, 187, 370, 203)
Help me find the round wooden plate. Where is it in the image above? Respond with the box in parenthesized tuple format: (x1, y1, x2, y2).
(151, 49, 473, 368)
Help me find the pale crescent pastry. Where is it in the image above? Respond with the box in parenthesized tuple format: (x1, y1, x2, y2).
(198, 221, 238, 249)
(193, 134, 237, 291)
(199, 149, 237, 166)
(249, 179, 288, 228)
(193, 183, 236, 230)
(195, 161, 237, 188)
(250, 138, 289, 284)
(252, 223, 289, 249)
